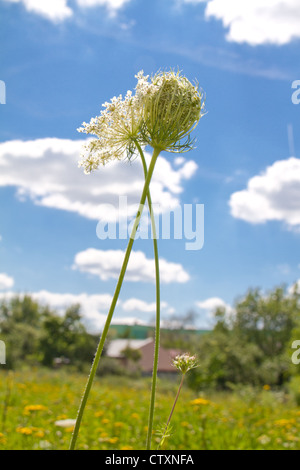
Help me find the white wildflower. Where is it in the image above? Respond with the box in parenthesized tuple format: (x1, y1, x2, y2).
(77, 90, 144, 173)
(136, 69, 205, 153)
(77, 69, 205, 173)
(54, 418, 76, 428)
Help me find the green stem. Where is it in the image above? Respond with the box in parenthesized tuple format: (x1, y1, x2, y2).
(158, 374, 185, 449)
(134, 141, 160, 450)
(69, 147, 160, 450)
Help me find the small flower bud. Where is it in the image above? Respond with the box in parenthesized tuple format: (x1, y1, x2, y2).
(136, 70, 205, 153)
(172, 353, 198, 375)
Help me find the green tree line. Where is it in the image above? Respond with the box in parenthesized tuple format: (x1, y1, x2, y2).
(187, 285, 300, 390)
(1, 285, 300, 390)
(0, 295, 98, 369)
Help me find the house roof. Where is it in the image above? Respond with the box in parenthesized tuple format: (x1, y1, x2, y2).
(106, 338, 182, 372)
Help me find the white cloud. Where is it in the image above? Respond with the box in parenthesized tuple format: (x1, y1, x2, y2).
(0, 289, 174, 331)
(181, 0, 300, 45)
(76, 0, 131, 15)
(3, 0, 132, 21)
(0, 138, 197, 223)
(73, 248, 190, 283)
(0, 273, 14, 290)
(3, 0, 73, 22)
(0, 289, 113, 331)
(229, 157, 300, 230)
(195, 296, 233, 328)
(196, 296, 231, 312)
(121, 298, 170, 313)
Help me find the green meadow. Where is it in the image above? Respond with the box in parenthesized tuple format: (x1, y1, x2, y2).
(1, 368, 300, 450)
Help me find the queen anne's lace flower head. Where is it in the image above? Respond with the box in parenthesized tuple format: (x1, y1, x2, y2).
(136, 69, 205, 153)
(77, 90, 144, 173)
(172, 353, 198, 375)
(77, 69, 205, 173)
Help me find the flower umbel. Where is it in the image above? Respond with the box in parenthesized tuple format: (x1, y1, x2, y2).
(136, 69, 205, 152)
(172, 353, 198, 375)
(77, 69, 205, 173)
(77, 90, 144, 173)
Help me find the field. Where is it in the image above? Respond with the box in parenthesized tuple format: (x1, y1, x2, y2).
(1, 368, 300, 450)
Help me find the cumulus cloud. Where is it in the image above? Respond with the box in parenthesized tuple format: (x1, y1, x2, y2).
(0, 273, 14, 290)
(196, 296, 232, 312)
(0, 290, 113, 331)
(181, 0, 300, 45)
(76, 0, 131, 15)
(195, 296, 233, 328)
(0, 289, 175, 331)
(73, 248, 190, 284)
(229, 157, 300, 230)
(121, 298, 172, 313)
(3, 0, 73, 22)
(3, 0, 132, 21)
(0, 138, 197, 223)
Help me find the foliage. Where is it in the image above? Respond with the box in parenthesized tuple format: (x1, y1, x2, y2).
(0, 295, 97, 369)
(187, 286, 300, 390)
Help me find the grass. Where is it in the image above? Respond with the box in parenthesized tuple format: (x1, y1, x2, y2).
(1, 367, 300, 450)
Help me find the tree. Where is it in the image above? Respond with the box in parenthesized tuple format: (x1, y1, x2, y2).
(188, 286, 300, 390)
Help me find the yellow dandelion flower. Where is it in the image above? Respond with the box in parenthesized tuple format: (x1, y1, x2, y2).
(131, 413, 140, 419)
(24, 404, 47, 413)
(65, 427, 75, 433)
(95, 410, 104, 418)
(190, 398, 211, 406)
(114, 422, 125, 428)
(274, 419, 296, 427)
(16, 427, 33, 435)
(263, 384, 271, 391)
(0, 433, 7, 445)
(101, 418, 110, 424)
(108, 437, 119, 444)
(35, 430, 45, 438)
(120, 445, 133, 450)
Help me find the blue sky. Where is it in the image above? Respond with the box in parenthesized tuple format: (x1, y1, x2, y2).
(0, 0, 300, 332)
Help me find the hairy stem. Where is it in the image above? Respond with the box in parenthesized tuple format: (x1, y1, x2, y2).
(134, 141, 160, 450)
(69, 147, 160, 450)
(159, 374, 185, 449)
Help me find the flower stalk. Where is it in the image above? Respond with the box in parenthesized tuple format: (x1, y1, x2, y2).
(69, 147, 160, 450)
(158, 354, 198, 449)
(71, 69, 205, 450)
(134, 140, 160, 450)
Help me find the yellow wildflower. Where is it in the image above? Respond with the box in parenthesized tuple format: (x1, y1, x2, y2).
(114, 422, 125, 428)
(190, 398, 211, 406)
(108, 437, 119, 444)
(263, 384, 271, 391)
(16, 427, 33, 435)
(274, 419, 296, 427)
(24, 404, 47, 414)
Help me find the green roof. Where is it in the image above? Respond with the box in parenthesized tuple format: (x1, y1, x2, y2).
(110, 323, 209, 340)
